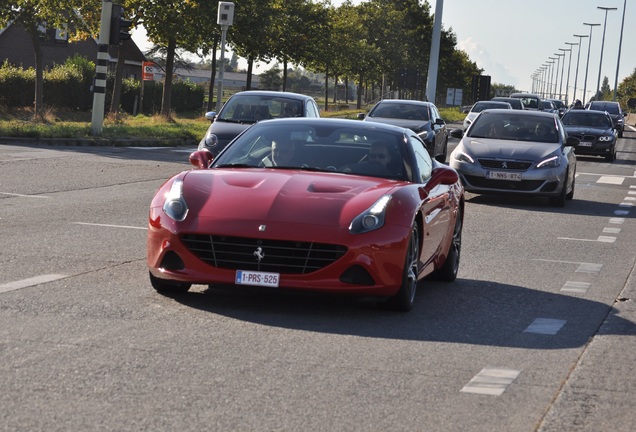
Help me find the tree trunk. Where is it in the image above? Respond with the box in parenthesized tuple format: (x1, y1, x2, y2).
(282, 58, 288, 92)
(333, 75, 338, 105)
(30, 31, 44, 121)
(246, 54, 254, 90)
(207, 38, 219, 112)
(323, 63, 329, 112)
(357, 75, 363, 109)
(161, 38, 177, 119)
(110, 44, 126, 114)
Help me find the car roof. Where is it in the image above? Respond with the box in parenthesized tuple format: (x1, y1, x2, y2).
(477, 108, 556, 118)
(229, 90, 315, 101)
(256, 117, 413, 134)
(374, 99, 434, 106)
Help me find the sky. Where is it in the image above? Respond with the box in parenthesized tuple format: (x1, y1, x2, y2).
(132, 0, 634, 103)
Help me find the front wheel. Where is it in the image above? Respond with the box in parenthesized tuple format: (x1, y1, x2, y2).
(149, 272, 192, 294)
(382, 225, 420, 312)
(549, 169, 568, 207)
(432, 206, 462, 281)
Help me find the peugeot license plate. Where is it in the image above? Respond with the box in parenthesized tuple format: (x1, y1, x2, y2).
(235, 270, 280, 287)
(487, 171, 522, 181)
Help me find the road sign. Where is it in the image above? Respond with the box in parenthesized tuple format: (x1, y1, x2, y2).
(142, 62, 155, 81)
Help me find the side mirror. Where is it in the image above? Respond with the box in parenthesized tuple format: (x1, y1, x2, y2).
(427, 165, 460, 188)
(435, 118, 446, 125)
(204, 111, 217, 122)
(189, 150, 215, 169)
(565, 136, 580, 148)
(450, 128, 464, 139)
(357, 113, 366, 120)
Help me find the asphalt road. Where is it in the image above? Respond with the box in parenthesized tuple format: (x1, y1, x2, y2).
(1, 126, 635, 431)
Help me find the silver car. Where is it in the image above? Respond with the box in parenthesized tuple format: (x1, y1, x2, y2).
(449, 109, 579, 207)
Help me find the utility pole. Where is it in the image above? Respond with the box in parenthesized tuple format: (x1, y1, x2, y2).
(90, 0, 113, 135)
(425, 0, 443, 103)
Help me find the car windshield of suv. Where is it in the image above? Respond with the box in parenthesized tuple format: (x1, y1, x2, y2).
(218, 95, 303, 122)
(467, 113, 559, 143)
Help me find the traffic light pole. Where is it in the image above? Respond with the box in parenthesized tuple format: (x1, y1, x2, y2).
(91, 0, 113, 135)
(216, 24, 228, 112)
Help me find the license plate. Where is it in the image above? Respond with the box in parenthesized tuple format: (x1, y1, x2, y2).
(235, 270, 280, 287)
(579, 141, 593, 147)
(487, 171, 522, 181)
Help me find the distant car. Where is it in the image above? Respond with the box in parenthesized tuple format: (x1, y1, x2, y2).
(561, 109, 617, 162)
(539, 100, 557, 114)
(491, 97, 524, 110)
(463, 101, 512, 130)
(198, 91, 320, 152)
(358, 99, 449, 162)
(509, 92, 541, 110)
(449, 109, 579, 207)
(148, 118, 465, 312)
(546, 99, 566, 117)
(587, 100, 627, 138)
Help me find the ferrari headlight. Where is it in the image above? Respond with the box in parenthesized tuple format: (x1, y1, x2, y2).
(452, 150, 475, 164)
(349, 195, 392, 234)
(598, 135, 613, 142)
(536, 155, 560, 169)
(163, 179, 188, 221)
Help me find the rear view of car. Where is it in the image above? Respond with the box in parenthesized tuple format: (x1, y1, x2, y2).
(587, 101, 627, 138)
(463, 101, 512, 130)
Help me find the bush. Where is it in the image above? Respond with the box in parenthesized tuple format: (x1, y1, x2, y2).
(0, 61, 35, 107)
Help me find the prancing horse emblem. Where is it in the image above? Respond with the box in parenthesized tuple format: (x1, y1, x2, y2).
(253, 247, 265, 262)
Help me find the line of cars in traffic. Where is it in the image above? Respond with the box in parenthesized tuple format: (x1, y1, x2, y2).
(145, 89, 627, 310)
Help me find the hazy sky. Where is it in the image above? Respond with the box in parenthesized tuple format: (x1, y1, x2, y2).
(133, 0, 634, 103)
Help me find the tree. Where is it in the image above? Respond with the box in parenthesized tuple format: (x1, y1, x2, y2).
(0, 0, 99, 120)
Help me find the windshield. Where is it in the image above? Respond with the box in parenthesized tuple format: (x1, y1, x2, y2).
(218, 95, 304, 122)
(471, 102, 508, 113)
(591, 103, 619, 114)
(369, 103, 430, 120)
(562, 112, 612, 128)
(212, 122, 410, 181)
(467, 112, 560, 143)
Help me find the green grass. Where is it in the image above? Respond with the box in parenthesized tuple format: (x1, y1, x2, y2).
(0, 105, 466, 142)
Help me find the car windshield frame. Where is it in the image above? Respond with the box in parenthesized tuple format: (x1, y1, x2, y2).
(368, 102, 430, 121)
(561, 111, 613, 128)
(217, 95, 305, 122)
(466, 112, 561, 144)
(211, 121, 412, 181)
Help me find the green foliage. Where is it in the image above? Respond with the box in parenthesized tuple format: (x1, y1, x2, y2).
(0, 61, 35, 107)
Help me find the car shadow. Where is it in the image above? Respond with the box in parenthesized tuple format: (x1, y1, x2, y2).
(162, 277, 636, 349)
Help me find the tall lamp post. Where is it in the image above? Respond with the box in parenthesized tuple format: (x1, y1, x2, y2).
(572, 34, 588, 103)
(548, 57, 557, 99)
(562, 43, 577, 106)
(582, 22, 600, 104)
(595, 7, 617, 101)
(554, 52, 565, 100)
(613, 0, 627, 101)
(540, 66, 548, 98)
(216, 2, 235, 112)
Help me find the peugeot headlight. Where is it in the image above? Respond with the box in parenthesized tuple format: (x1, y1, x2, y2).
(598, 135, 613, 142)
(163, 179, 188, 221)
(452, 150, 475, 164)
(349, 195, 392, 234)
(536, 155, 560, 169)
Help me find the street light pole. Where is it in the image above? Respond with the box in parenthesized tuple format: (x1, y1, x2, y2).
(563, 43, 577, 106)
(613, 0, 627, 101)
(572, 34, 588, 103)
(595, 7, 617, 101)
(554, 52, 565, 100)
(548, 57, 557, 99)
(582, 22, 600, 104)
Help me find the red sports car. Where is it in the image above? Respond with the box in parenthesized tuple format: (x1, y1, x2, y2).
(147, 118, 464, 311)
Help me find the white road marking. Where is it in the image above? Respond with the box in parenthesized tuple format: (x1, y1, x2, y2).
(461, 368, 521, 396)
(73, 222, 147, 230)
(609, 218, 625, 224)
(614, 210, 630, 216)
(0, 274, 67, 294)
(576, 263, 603, 273)
(619, 202, 634, 207)
(558, 236, 616, 243)
(0, 192, 50, 199)
(624, 197, 636, 201)
(603, 227, 621, 234)
(628, 191, 636, 195)
(561, 281, 591, 293)
(524, 318, 567, 335)
(597, 176, 624, 185)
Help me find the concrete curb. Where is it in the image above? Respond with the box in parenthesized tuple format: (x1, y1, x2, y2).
(0, 136, 197, 147)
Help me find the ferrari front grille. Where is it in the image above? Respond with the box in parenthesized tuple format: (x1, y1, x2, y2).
(181, 234, 347, 274)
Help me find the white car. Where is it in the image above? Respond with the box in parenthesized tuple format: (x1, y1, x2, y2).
(463, 101, 512, 130)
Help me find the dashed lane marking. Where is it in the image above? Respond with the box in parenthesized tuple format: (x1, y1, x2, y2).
(73, 222, 147, 230)
(576, 263, 603, 273)
(0, 274, 67, 294)
(0, 192, 50, 199)
(561, 281, 591, 293)
(524, 318, 567, 335)
(597, 176, 625, 185)
(461, 368, 521, 396)
(558, 236, 616, 243)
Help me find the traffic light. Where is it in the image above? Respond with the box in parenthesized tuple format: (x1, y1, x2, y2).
(109, 4, 132, 45)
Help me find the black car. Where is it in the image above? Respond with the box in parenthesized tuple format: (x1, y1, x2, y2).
(358, 99, 449, 162)
(491, 97, 524, 110)
(561, 109, 617, 162)
(198, 91, 321, 152)
(587, 100, 627, 138)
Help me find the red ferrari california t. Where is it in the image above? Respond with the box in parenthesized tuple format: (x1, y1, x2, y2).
(147, 118, 464, 311)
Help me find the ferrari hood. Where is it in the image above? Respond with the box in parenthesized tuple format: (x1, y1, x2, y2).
(364, 116, 431, 131)
(181, 169, 398, 227)
(460, 138, 560, 161)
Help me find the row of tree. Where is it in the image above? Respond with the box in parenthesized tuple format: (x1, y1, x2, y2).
(2, 0, 485, 119)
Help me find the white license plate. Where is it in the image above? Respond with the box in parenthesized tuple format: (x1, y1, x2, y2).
(487, 171, 522, 181)
(579, 141, 593, 147)
(235, 270, 280, 287)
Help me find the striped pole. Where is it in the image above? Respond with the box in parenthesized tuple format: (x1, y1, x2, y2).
(91, 0, 113, 135)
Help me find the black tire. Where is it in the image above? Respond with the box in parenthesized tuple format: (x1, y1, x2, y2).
(432, 207, 462, 281)
(566, 175, 575, 200)
(435, 137, 449, 163)
(605, 147, 616, 162)
(549, 170, 568, 207)
(149, 272, 191, 294)
(382, 225, 420, 312)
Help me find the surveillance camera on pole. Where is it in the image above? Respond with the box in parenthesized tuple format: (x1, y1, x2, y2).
(216, 2, 234, 111)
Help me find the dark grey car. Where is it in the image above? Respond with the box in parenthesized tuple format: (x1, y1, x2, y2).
(198, 91, 320, 152)
(587, 100, 627, 138)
